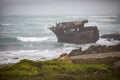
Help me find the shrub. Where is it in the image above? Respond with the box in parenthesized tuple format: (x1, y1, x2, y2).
(0, 59, 39, 76)
(0, 59, 118, 80)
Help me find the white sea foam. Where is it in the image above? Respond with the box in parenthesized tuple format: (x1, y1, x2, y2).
(0, 48, 74, 64)
(0, 38, 119, 64)
(17, 37, 50, 42)
(96, 18, 117, 22)
(64, 16, 80, 18)
(90, 15, 117, 18)
(1, 23, 12, 26)
(85, 22, 98, 26)
(96, 38, 120, 46)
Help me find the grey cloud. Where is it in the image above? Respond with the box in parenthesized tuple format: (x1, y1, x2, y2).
(0, 0, 120, 16)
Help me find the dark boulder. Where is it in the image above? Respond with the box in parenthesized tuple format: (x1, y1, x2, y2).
(108, 44, 120, 51)
(83, 45, 109, 54)
(69, 44, 120, 57)
(94, 68, 110, 74)
(112, 61, 120, 71)
(101, 33, 120, 40)
(69, 48, 82, 56)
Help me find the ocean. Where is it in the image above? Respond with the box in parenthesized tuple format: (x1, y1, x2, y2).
(0, 15, 120, 64)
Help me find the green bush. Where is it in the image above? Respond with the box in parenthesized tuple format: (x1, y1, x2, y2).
(0, 59, 39, 76)
(0, 59, 119, 80)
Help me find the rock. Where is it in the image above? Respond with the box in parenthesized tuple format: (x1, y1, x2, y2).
(112, 61, 120, 70)
(84, 45, 109, 54)
(69, 47, 82, 56)
(41, 57, 46, 59)
(60, 53, 68, 57)
(13, 57, 19, 59)
(101, 33, 120, 40)
(59, 53, 72, 64)
(68, 44, 120, 57)
(94, 68, 110, 74)
(108, 44, 120, 51)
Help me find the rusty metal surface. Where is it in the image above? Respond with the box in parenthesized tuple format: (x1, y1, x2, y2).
(49, 20, 99, 44)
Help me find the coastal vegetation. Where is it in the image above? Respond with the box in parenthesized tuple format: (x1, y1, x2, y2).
(0, 57, 120, 80)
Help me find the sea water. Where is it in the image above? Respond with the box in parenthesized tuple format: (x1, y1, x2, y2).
(0, 15, 120, 64)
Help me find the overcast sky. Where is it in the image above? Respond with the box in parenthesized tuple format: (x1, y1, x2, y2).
(0, 0, 120, 16)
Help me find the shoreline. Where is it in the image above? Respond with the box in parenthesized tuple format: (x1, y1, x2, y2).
(0, 43, 120, 80)
(0, 43, 120, 66)
(71, 51, 120, 59)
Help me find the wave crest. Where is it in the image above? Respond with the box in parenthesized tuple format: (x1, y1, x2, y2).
(17, 37, 50, 42)
(0, 23, 12, 26)
(96, 18, 117, 22)
(90, 15, 118, 18)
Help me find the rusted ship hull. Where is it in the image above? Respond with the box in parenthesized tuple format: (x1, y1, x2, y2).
(49, 20, 99, 44)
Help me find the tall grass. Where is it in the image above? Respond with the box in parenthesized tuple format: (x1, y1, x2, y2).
(0, 59, 119, 80)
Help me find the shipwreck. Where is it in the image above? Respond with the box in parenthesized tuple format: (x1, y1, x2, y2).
(49, 20, 99, 44)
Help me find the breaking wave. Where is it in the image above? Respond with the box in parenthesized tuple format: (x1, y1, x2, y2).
(96, 38, 120, 46)
(17, 37, 54, 42)
(0, 47, 74, 64)
(0, 23, 12, 26)
(96, 18, 117, 22)
(0, 36, 56, 43)
(90, 15, 118, 18)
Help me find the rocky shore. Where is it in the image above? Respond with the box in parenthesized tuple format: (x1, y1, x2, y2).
(0, 34, 120, 80)
(69, 43, 120, 56)
(0, 46, 120, 80)
(101, 33, 120, 40)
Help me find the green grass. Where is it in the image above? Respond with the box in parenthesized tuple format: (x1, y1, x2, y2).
(72, 57, 120, 66)
(0, 59, 39, 76)
(0, 58, 120, 80)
